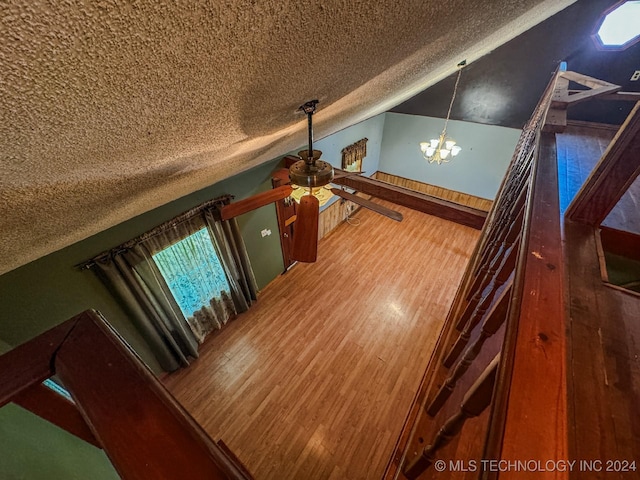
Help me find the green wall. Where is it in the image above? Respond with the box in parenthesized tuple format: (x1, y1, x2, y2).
(0, 157, 285, 373)
(0, 405, 120, 480)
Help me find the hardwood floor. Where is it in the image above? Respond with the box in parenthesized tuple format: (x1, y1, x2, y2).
(163, 200, 479, 480)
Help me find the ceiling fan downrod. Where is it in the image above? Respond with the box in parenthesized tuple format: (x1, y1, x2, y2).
(301, 100, 317, 165)
(289, 100, 334, 190)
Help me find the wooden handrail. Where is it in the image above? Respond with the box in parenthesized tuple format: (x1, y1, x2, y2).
(0, 310, 253, 480)
(394, 67, 565, 480)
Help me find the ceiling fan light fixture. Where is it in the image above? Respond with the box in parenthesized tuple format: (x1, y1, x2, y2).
(289, 100, 335, 191)
(289, 149, 334, 189)
(290, 184, 334, 206)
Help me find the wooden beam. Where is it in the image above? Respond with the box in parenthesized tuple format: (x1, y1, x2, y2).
(0, 320, 76, 407)
(12, 383, 101, 448)
(555, 71, 621, 105)
(544, 74, 569, 132)
(568, 90, 640, 102)
(566, 102, 640, 226)
(546, 71, 622, 132)
(332, 170, 486, 229)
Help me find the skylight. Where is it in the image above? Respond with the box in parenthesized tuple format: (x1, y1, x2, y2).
(595, 1, 640, 49)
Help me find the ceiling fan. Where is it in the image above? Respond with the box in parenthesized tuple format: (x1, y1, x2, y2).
(220, 100, 403, 263)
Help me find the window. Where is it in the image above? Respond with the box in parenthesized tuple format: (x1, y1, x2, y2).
(593, 1, 640, 50)
(153, 227, 230, 319)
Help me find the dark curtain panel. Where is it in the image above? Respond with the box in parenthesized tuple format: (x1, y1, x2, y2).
(92, 248, 197, 372)
(90, 206, 258, 372)
(204, 209, 258, 312)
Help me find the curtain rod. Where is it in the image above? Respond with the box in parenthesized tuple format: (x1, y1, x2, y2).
(77, 193, 234, 270)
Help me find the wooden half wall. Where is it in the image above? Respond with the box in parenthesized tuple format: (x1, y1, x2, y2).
(316, 172, 491, 241)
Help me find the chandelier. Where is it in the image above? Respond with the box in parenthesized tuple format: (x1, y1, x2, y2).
(420, 61, 465, 164)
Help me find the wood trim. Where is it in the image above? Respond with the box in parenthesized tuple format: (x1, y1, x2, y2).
(332, 169, 487, 229)
(566, 102, 640, 226)
(565, 119, 620, 131)
(568, 91, 640, 103)
(375, 171, 493, 211)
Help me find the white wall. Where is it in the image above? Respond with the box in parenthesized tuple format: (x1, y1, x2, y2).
(379, 113, 521, 200)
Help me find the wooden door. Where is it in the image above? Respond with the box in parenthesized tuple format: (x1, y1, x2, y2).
(272, 168, 297, 271)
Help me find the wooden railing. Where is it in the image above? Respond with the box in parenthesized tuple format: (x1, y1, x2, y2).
(385, 67, 640, 480)
(0, 309, 253, 480)
(383, 66, 567, 479)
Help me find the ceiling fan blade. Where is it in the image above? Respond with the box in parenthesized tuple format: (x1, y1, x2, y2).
(332, 170, 365, 180)
(330, 188, 403, 222)
(291, 195, 320, 263)
(220, 185, 293, 221)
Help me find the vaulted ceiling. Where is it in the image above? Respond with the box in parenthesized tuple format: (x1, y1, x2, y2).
(391, 0, 640, 129)
(0, 0, 589, 275)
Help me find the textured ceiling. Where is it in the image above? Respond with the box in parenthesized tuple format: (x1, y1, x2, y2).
(0, 0, 575, 275)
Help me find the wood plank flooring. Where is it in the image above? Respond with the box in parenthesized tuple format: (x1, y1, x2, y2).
(163, 200, 479, 480)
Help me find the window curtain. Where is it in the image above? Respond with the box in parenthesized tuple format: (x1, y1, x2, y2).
(89, 201, 258, 372)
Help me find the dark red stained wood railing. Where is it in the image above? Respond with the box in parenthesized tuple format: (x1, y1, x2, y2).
(0, 310, 253, 480)
(386, 66, 570, 480)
